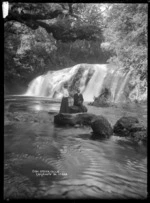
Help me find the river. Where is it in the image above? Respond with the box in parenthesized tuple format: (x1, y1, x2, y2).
(4, 96, 147, 199)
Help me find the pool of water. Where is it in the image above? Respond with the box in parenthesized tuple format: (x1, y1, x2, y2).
(4, 96, 147, 199)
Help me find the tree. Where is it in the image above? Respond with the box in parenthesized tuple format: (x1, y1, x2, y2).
(5, 3, 103, 42)
(4, 3, 108, 85)
(5, 3, 114, 95)
(103, 3, 147, 79)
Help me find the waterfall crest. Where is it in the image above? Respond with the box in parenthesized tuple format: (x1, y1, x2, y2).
(24, 64, 146, 103)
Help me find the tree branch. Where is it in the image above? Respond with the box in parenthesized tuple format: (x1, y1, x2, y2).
(4, 3, 102, 42)
(36, 20, 102, 42)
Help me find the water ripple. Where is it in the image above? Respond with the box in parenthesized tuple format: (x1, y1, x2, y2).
(4, 98, 147, 199)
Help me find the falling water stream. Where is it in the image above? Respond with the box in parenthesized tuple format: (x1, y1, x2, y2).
(4, 95, 147, 199)
(24, 64, 147, 102)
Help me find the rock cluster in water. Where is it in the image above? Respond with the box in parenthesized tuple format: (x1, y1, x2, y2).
(54, 113, 147, 144)
(5, 106, 147, 145)
(54, 113, 113, 139)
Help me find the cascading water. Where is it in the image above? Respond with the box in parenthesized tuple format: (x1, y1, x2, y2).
(25, 75, 45, 96)
(83, 64, 107, 101)
(114, 70, 132, 103)
(24, 64, 146, 103)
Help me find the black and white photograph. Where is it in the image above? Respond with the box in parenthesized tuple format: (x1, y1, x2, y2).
(4, 1, 147, 199)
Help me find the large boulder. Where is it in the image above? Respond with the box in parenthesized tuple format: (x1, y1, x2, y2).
(54, 113, 77, 126)
(113, 116, 139, 136)
(91, 116, 113, 138)
(75, 113, 97, 125)
(113, 116, 147, 144)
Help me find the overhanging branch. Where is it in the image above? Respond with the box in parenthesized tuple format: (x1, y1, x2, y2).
(4, 3, 102, 42)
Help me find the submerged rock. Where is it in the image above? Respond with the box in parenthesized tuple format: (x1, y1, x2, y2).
(91, 116, 113, 138)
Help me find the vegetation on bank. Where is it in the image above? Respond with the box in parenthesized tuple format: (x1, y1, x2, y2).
(4, 3, 147, 92)
(103, 4, 147, 80)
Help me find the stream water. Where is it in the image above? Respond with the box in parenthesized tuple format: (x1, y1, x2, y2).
(4, 96, 147, 199)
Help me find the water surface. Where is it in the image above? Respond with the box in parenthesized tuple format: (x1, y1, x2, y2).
(4, 96, 147, 199)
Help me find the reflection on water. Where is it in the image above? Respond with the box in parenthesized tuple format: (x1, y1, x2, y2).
(4, 96, 147, 199)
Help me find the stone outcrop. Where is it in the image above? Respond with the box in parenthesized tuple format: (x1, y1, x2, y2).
(113, 116, 147, 144)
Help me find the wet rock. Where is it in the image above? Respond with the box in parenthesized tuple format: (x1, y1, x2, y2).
(92, 88, 111, 107)
(54, 113, 96, 126)
(91, 116, 113, 138)
(54, 113, 77, 126)
(75, 113, 97, 125)
(113, 116, 147, 144)
(113, 116, 139, 136)
(130, 130, 147, 143)
(130, 123, 146, 132)
(54, 113, 113, 139)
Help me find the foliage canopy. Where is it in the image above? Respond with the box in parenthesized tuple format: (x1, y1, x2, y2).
(4, 3, 148, 89)
(5, 3, 103, 42)
(103, 4, 147, 80)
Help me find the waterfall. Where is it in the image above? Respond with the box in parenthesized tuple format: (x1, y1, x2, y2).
(83, 64, 107, 101)
(24, 63, 146, 103)
(25, 75, 45, 96)
(114, 70, 132, 102)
